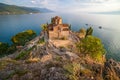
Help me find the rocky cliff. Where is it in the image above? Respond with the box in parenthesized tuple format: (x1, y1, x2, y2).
(103, 59, 120, 80)
(0, 30, 120, 80)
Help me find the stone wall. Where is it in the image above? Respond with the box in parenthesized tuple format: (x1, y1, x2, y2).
(49, 30, 69, 40)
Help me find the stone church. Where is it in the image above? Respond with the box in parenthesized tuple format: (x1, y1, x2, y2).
(47, 16, 70, 39)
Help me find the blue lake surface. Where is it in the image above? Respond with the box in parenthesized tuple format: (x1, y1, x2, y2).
(0, 13, 120, 61)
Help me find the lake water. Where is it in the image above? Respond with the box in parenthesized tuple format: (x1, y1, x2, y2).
(0, 13, 120, 61)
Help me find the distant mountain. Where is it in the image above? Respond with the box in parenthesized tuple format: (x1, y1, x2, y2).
(91, 11, 120, 15)
(0, 3, 53, 15)
(100, 11, 120, 15)
(32, 8, 53, 13)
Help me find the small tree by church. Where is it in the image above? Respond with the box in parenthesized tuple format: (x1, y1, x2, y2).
(41, 24, 49, 51)
(41, 24, 49, 40)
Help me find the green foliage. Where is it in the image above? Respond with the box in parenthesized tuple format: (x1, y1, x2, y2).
(76, 36, 105, 61)
(0, 59, 18, 70)
(11, 30, 36, 46)
(41, 24, 48, 31)
(0, 42, 17, 57)
(7, 45, 16, 54)
(41, 24, 49, 41)
(55, 56, 62, 61)
(38, 37, 45, 44)
(5, 70, 28, 79)
(15, 46, 35, 60)
(0, 42, 9, 54)
(0, 60, 8, 70)
(90, 51, 103, 62)
(15, 51, 28, 60)
(15, 48, 32, 60)
(86, 27, 93, 37)
(0, 30, 36, 57)
(63, 62, 80, 80)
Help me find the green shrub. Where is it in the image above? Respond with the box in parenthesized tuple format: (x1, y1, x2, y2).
(0, 60, 9, 70)
(0, 43, 17, 58)
(0, 59, 18, 70)
(90, 51, 103, 62)
(15, 51, 29, 60)
(11, 30, 36, 46)
(0, 42, 9, 55)
(38, 37, 45, 44)
(15, 51, 27, 60)
(76, 35, 105, 62)
(5, 70, 28, 79)
(15, 46, 35, 60)
(63, 62, 80, 80)
(54, 56, 62, 61)
(7, 45, 16, 54)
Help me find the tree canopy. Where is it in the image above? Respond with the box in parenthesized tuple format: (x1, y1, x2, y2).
(11, 30, 36, 46)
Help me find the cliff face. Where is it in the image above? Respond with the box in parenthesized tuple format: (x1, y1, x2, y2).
(0, 41, 119, 80)
(0, 31, 120, 80)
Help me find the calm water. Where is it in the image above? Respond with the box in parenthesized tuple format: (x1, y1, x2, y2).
(0, 13, 120, 61)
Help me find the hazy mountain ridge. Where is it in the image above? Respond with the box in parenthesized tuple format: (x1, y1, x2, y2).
(91, 11, 120, 15)
(32, 7, 53, 13)
(0, 3, 53, 15)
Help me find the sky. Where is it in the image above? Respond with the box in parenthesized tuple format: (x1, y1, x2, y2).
(0, 0, 120, 12)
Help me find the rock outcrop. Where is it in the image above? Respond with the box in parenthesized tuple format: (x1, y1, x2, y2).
(103, 59, 120, 80)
